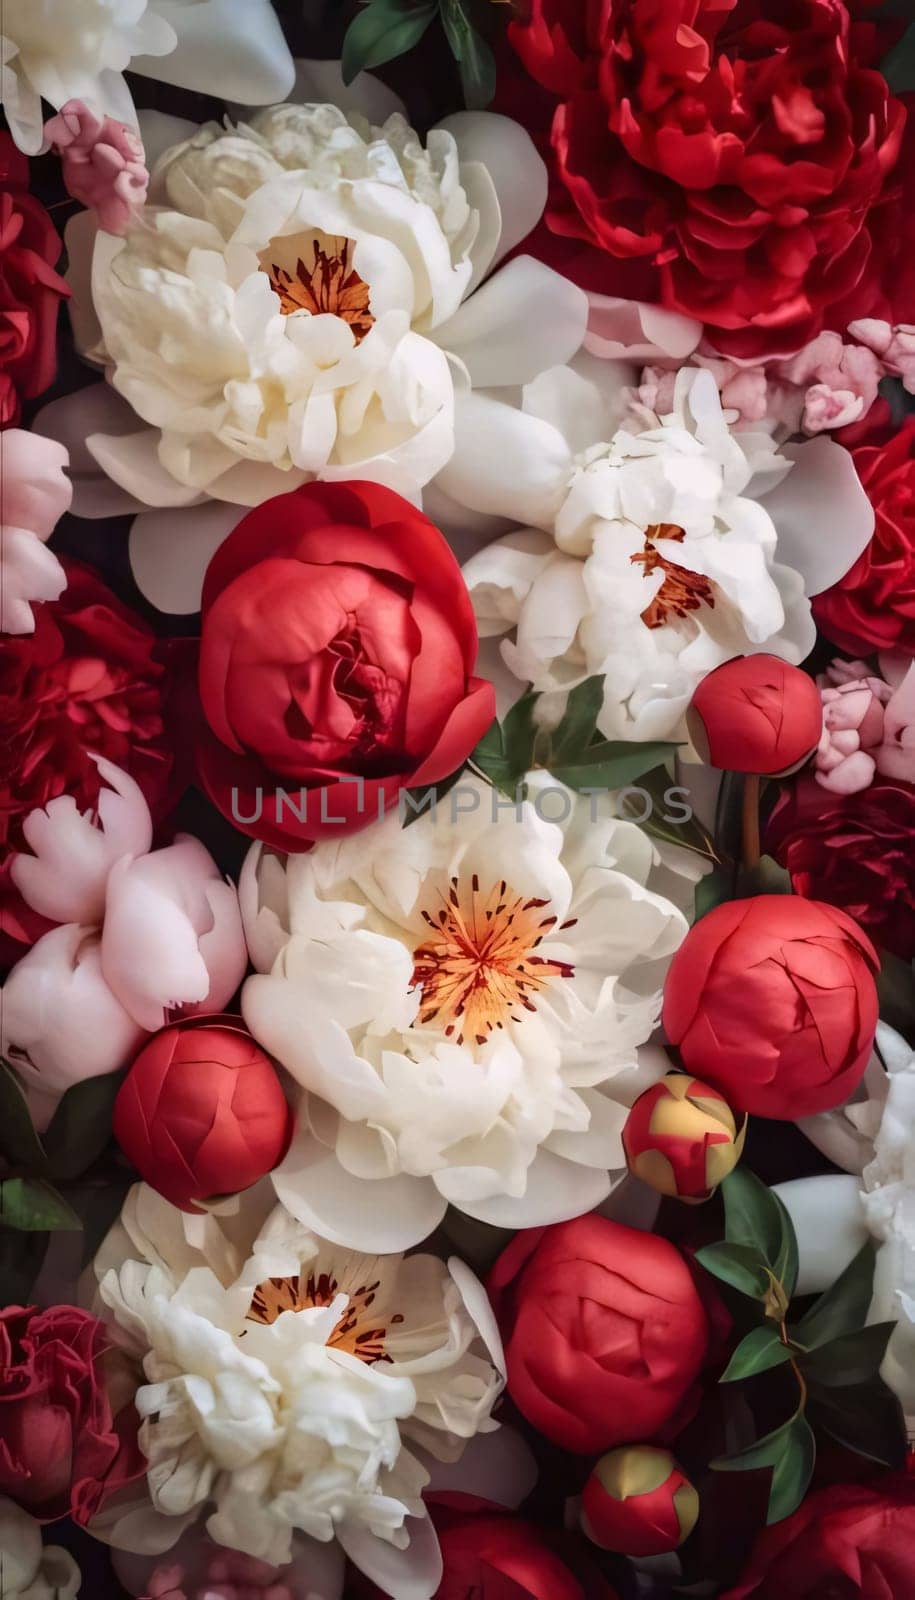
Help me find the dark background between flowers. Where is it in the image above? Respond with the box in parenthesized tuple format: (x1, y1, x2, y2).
(10, 1, 902, 1594)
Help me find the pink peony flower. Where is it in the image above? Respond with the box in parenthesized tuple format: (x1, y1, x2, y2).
(848, 318, 915, 395)
(44, 100, 148, 236)
(0, 430, 70, 634)
(815, 660, 915, 795)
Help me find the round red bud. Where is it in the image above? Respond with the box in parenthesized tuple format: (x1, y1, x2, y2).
(113, 1014, 293, 1212)
(581, 1445, 699, 1556)
(623, 1073, 746, 1201)
(688, 655, 823, 775)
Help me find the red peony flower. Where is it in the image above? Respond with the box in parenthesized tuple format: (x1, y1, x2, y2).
(688, 657, 824, 776)
(432, 1514, 617, 1600)
(488, 1215, 713, 1454)
(0, 132, 69, 425)
(722, 1474, 915, 1598)
(767, 774, 915, 960)
(0, 1303, 144, 1525)
(0, 559, 184, 957)
(506, 0, 906, 358)
(113, 1016, 294, 1211)
(196, 480, 494, 849)
(662, 895, 879, 1117)
(813, 418, 915, 656)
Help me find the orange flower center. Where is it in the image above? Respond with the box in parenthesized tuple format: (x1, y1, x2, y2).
(630, 523, 715, 629)
(411, 875, 575, 1047)
(259, 230, 374, 342)
(247, 1271, 403, 1363)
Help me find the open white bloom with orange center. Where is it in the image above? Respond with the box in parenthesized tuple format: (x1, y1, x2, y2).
(46, 80, 585, 592)
(239, 772, 690, 1250)
(0, 0, 295, 154)
(462, 366, 875, 742)
(93, 1186, 505, 1597)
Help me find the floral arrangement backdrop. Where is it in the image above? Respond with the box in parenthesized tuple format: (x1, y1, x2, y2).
(2, 1, 915, 1596)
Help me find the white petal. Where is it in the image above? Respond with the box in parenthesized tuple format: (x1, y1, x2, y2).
(130, 501, 244, 614)
(64, 210, 103, 358)
(12, 755, 152, 924)
(272, 1131, 447, 1253)
(437, 257, 587, 390)
(137, 108, 201, 170)
(87, 428, 208, 510)
(286, 58, 406, 123)
(437, 112, 547, 272)
(436, 390, 571, 529)
(338, 1515, 442, 1600)
(422, 1425, 538, 1509)
(773, 1176, 868, 1295)
(447, 1257, 505, 1377)
(33, 387, 155, 519)
(131, 0, 296, 104)
(584, 295, 702, 362)
(760, 437, 875, 595)
(438, 1147, 611, 1228)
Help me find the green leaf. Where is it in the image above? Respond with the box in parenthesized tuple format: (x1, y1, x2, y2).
(401, 764, 466, 828)
(721, 1326, 795, 1383)
(552, 740, 680, 793)
(721, 1168, 798, 1299)
(0, 1178, 82, 1232)
(801, 1322, 896, 1388)
(41, 1071, 122, 1183)
(881, 22, 915, 93)
(794, 1242, 878, 1350)
(695, 1241, 771, 1300)
(808, 1379, 907, 1468)
(440, 0, 497, 108)
(0, 1058, 48, 1174)
(694, 865, 731, 920)
(735, 855, 792, 898)
(626, 766, 719, 860)
(548, 676, 605, 762)
(713, 1412, 816, 1525)
(471, 694, 538, 798)
(341, 0, 438, 84)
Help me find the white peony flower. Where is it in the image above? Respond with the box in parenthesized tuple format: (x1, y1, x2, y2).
(0, 1497, 80, 1600)
(463, 366, 875, 742)
(0, 0, 295, 155)
(46, 90, 585, 579)
(94, 1187, 504, 1596)
(776, 1023, 915, 1422)
(239, 771, 688, 1249)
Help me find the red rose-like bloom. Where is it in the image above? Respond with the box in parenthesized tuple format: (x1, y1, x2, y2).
(507, 0, 906, 358)
(488, 1216, 712, 1454)
(0, 1304, 143, 1524)
(113, 1016, 294, 1211)
(767, 775, 915, 960)
(688, 657, 823, 776)
(0, 133, 69, 424)
(0, 560, 182, 955)
(723, 1474, 915, 1598)
(581, 1446, 699, 1556)
(197, 481, 494, 849)
(813, 418, 915, 656)
(662, 896, 879, 1117)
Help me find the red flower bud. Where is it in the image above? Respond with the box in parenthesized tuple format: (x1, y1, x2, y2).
(687, 656, 823, 775)
(488, 1216, 713, 1454)
(113, 1015, 293, 1211)
(581, 1446, 699, 1556)
(662, 896, 879, 1118)
(623, 1073, 745, 1201)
